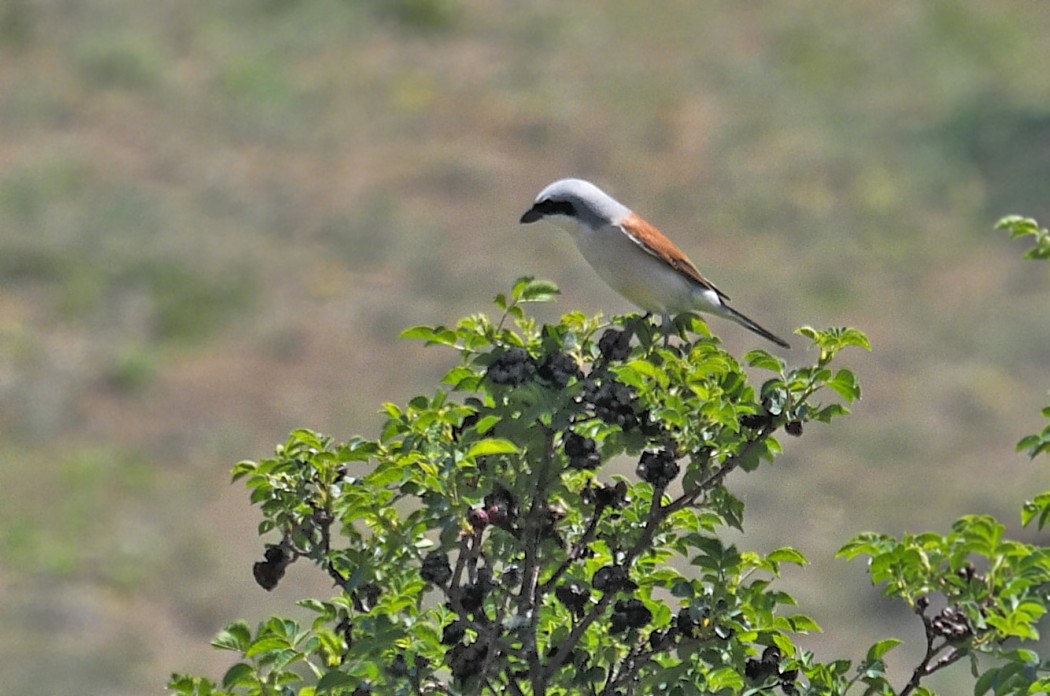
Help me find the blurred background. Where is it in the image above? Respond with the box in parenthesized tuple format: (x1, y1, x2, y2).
(2, 1, 1049, 693)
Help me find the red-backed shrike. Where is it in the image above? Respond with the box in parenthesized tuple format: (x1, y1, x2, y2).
(520, 178, 790, 348)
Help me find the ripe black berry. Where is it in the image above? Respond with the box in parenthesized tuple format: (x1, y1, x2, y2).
(485, 348, 537, 386)
(484, 485, 519, 528)
(582, 480, 628, 510)
(448, 641, 489, 681)
(610, 598, 652, 633)
(636, 449, 680, 487)
(555, 581, 591, 618)
(253, 545, 290, 591)
(564, 432, 601, 470)
(420, 551, 452, 586)
(442, 620, 467, 645)
(740, 412, 772, 429)
(584, 379, 640, 430)
(538, 350, 583, 387)
(931, 605, 971, 641)
(598, 328, 632, 362)
(458, 580, 489, 613)
(785, 421, 803, 436)
(592, 565, 636, 593)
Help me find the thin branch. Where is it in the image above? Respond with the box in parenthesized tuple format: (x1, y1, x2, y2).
(899, 606, 969, 696)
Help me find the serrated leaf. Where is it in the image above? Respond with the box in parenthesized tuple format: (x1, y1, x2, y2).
(212, 621, 252, 652)
(245, 636, 290, 658)
(767, 547, 808, 566)
(866, 638, 902, 661)
(317, 669, 360, 693)
(826, 369, 861, 402)
(745, 350, 784, 372)
(474, 414, 501, 434)
(222, 663, 256, 689)
(399, 325, 458, 346)
(514, 278, 560, 303)
(466, 438, 520, 458)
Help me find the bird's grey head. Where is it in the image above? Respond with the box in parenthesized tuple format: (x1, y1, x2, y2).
(519, 178, 632, 231)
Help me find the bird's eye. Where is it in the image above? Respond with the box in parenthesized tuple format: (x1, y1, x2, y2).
(537, 199, 576, 217)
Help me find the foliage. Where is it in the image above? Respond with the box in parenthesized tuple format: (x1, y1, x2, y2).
(998, 216, 1050, 261)
(170, 269, 1050, 695)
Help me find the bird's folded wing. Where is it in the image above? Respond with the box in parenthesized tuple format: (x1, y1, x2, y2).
(620, 213, 730, 301)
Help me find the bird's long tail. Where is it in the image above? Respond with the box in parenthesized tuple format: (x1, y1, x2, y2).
(718, 304, 791, 349)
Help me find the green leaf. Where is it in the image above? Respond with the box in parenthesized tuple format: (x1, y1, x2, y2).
(221, 662, 256, 689)
(825, 369, 862, 402)
(866, 638, 902, 662)
(789, 614, 822, 633)
(399, 325, 458, 346)
(466, 438, 520, 458)
(513, 277, 560, 303)
(767, 547, 808, 567)
(745, 350, 784, 372)
(244, 636, 291, 658)
(212, 621, 252, 652)
(316, 669, 360, 693)
(1021, 493, 1050, 530)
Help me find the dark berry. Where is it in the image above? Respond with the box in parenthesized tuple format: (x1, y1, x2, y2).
(448, 641, 489, 681)
(648, 629, 675, 651)
(785, 421, 803, 436)
(538, 350, 583, 387)
(584, 379, 640, 430)
(592, 565, 636, 593)
(355, 583, 381, 611)
(485, 348, 537, 386)
(420, 551, 453, 586)
(564, 432, 601, 470)
(611, 598, 652, 633)
(740, 412, 771, 429)
(598, 328, 632, 362)
(636, 449, 680, 487)
(253, 544, 291, 591)
(931, 605, 971, 641)
(555, 581, 590, 618)
(458, 581, 488, 613)
(484, 485, 519, 528)
(583, 481, 628, 510)
(467, 507, 490, 530)
(442, 620, 467, 645)
(451, 412, 480, 441)
(675, 606, 710, 639)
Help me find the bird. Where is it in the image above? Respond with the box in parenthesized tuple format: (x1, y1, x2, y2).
(519, 178, 790, 349)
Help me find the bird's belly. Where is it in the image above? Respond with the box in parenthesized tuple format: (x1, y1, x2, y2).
(575, 232, 698, 314)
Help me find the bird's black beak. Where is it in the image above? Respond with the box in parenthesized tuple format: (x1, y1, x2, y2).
(520, 205, 543, 224)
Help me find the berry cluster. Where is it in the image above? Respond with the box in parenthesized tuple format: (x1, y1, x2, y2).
(420, 551, 453, 586)
(592, 564, 637, 593)
(564, 432, 601, 470)
(584, 379, 640, 430)
(636, 449, 680, 488)
(442, 619, 467, 646)
(555, 581, 591, 618)
(930, 605, 972, 641)
(598, 327, 632, 362)
(485, 347, 537, 386)
(610, 598, 652, 633)
(582, 480, 628, 510)
(253, 545, 291, 591)
(744, 646, 798, 693)
(538, 350, 583, 387)
(486, 348, 584, 388)
(484, 485, 518, 528)
(740, 412, 772, 430)
(448, 640, 489, 681)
